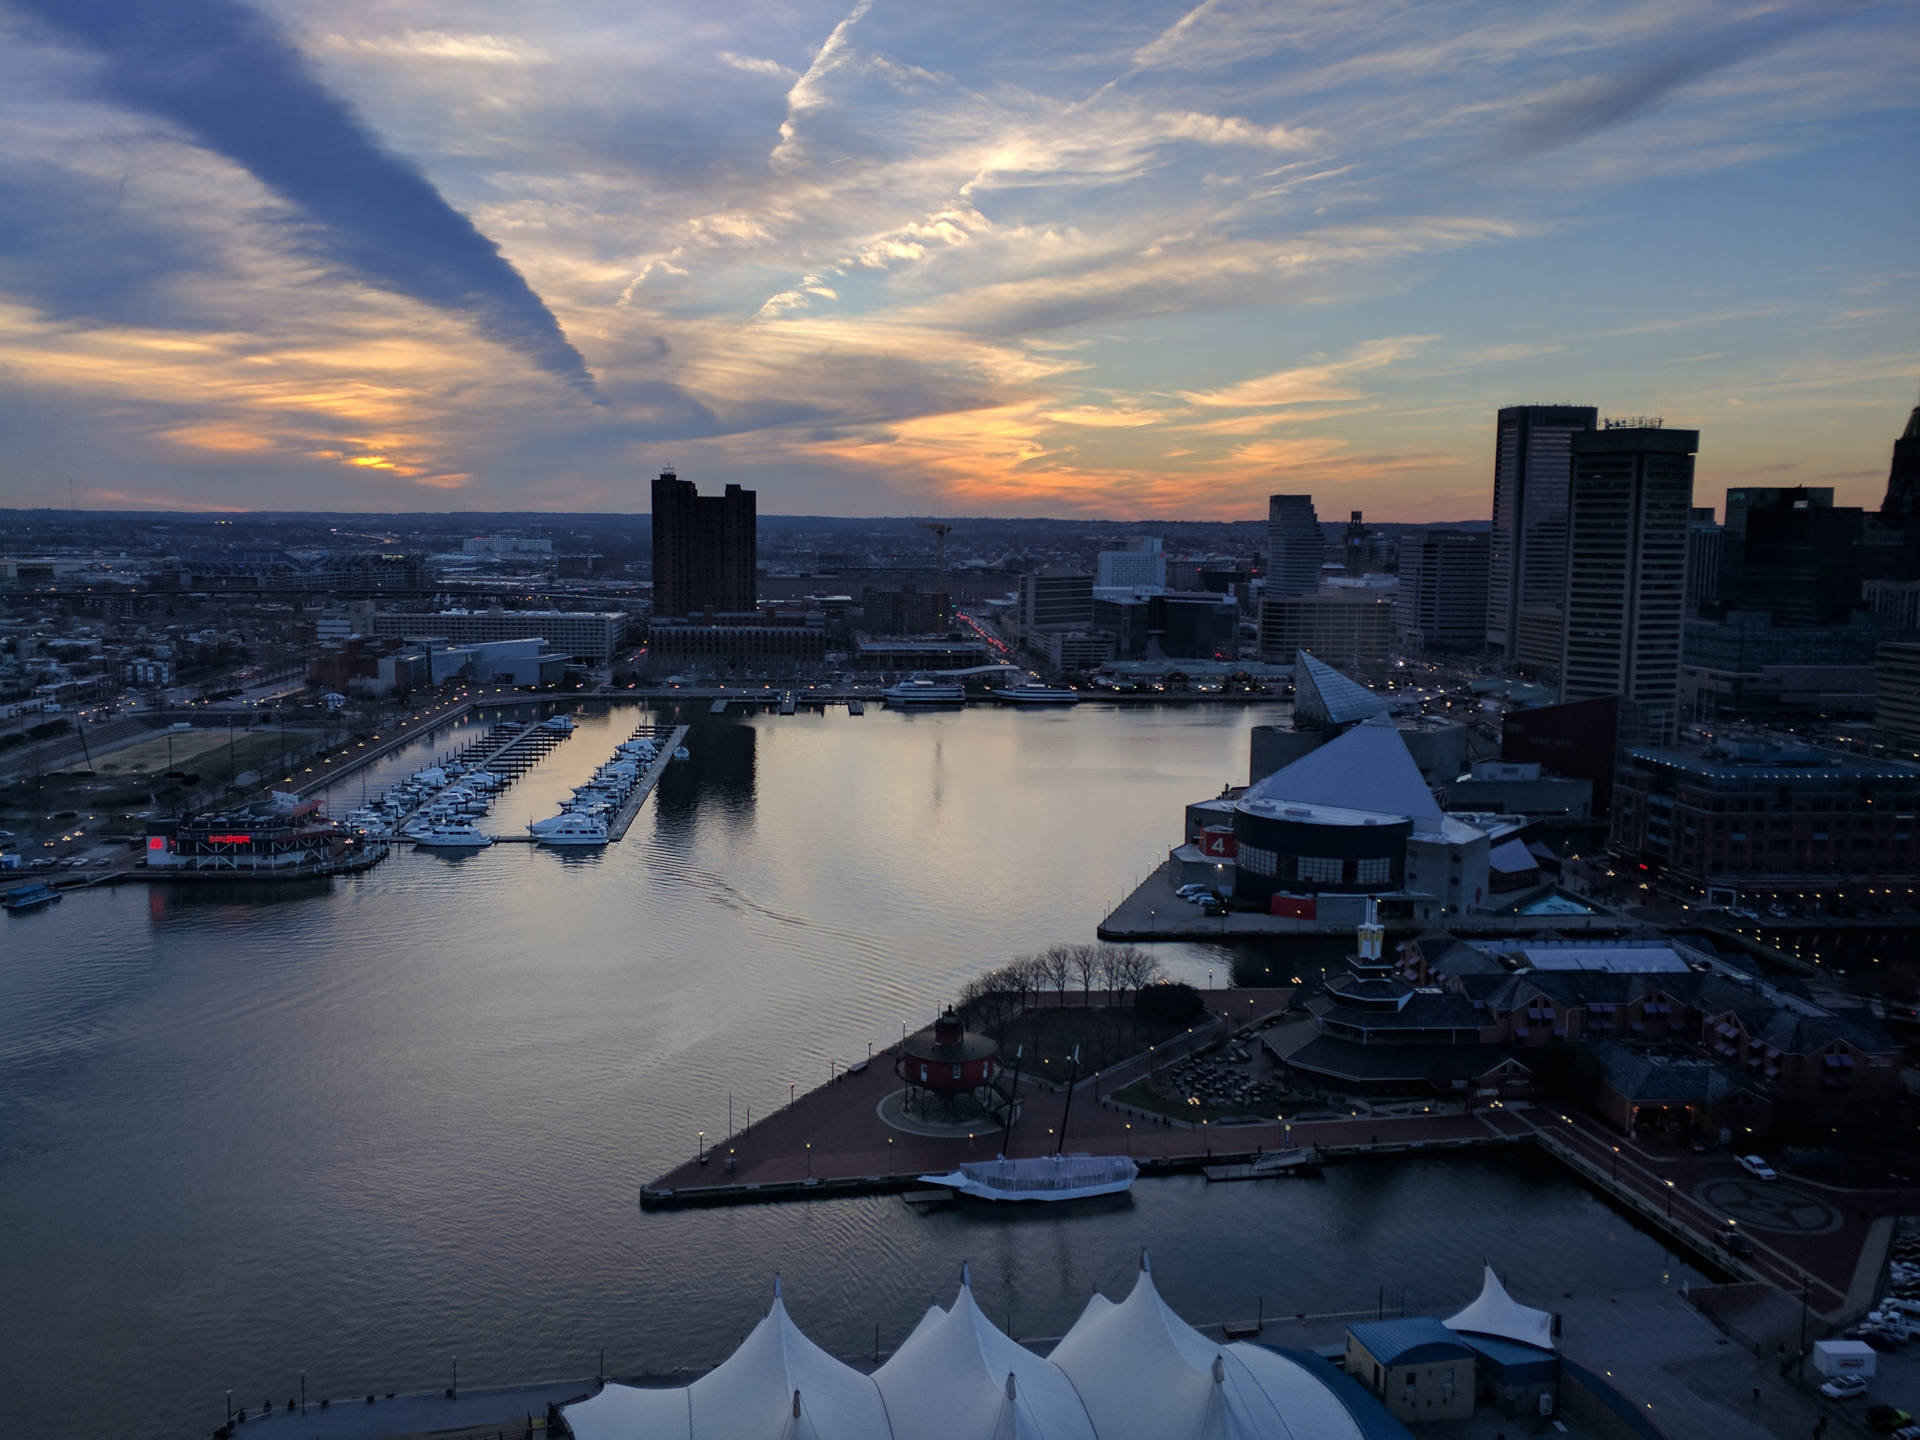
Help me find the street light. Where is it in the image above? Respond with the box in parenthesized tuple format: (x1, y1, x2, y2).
(805, 1142, 812, 1178)
(697, 1130, 705, 1163)
(1611, 1145, 1620, 1182)
(1664, 1178, 1675, 1219)
(888, 1138, 894, 1175)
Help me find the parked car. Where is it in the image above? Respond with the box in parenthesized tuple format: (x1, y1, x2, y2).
(1868, 1405, 1913, 1433)
(1715, 1228, 1753, 1257)
(1738, 1155, 1778, 1180)
(1820, 1375, 1869, 1400)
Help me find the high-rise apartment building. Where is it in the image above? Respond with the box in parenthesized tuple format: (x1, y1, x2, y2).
(1021, 571, 1094, 631)
(1560, 424, 1698, 745)
(1485, 404, 1599, 673)
(650, 470, 757, 618)
(1266, 495, 1323, 598)
(1394, 530, 1488, 654)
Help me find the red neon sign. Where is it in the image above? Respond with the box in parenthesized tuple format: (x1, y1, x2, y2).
(206, 834, 253, 844)
(146, 836, 168, 851)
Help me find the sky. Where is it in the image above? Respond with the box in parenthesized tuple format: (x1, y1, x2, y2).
(0, 0, 1914, 521)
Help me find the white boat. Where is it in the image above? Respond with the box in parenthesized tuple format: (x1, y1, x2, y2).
(408, 821, 493, 850)
(672, 745, 691, 760)
(993, 683, 1079, 706)
(542, 715, 575, 733)
(882, 676, 966, 708)
(529, 812, 609, 846)
(918, 1154, 1138, 1202)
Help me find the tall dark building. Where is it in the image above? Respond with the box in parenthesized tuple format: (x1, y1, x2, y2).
(650, 470, 756, 618)
(1485, 404, 1599, 674)
(1882, 401, 1920, 530)
(1395, 529, 1488, 653)
(1733, 503, 1866, 625)
(1720, 485, 1832, 602)
(1266, 494, 1323, 597)
(1560, 424, 1697, 745)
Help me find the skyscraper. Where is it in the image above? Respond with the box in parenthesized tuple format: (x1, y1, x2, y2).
(1395, 530, 1489, 654)
(650, 470, 756, 618)
(1266, 495, 1323, 597)
(1720, 485, 1832, 601)
(1881, 400, 1920, 530)
(1485, 404, 1599, 674)
(1560, 423, 1698, 745)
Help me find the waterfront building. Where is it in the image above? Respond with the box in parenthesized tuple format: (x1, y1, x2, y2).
(1394, 530, 1488, 655)
(1343, 1320, 1476, 1423)
(146, 793, 361, 874)
(423, 636, 569, 686)
(1095, 536, 1167, 590)
(368, 607, 628, 664)
(1249, 649, 1467, 791)
(1879, 640, 1920, 752)
(651, 469, 757, 618)
(1265, 494, 1324, 598)
(1559, 424, 1697, 746)
(563, 1261, 1415, 1440)
(1486, 404, 1598, 673)
(860, 584, 951, 635)
(1044, 629, 1118, 672)
(1609, 730, 1920, 900)
(1090, 589, 1237, 660)
(855, 636, 995, 670)
(1258, 591, 1394, 680)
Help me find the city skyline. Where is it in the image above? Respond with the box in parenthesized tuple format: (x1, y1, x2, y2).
(0, 0, 1914, 518)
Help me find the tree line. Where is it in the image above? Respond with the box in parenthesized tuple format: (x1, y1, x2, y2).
(957, 943, 1168, 1034)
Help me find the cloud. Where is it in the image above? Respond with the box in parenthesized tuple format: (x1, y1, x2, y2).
(719, 50, 797, 82)
(772, 0, 875, 167)
(316, 31, 550, 65)
(1182, 336, 1433, 408)
(1488, 7, 1862, 160)
(1157, 110, 1318, 152)
(13, 0, 598, 397)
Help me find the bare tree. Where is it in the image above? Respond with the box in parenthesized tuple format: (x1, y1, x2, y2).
(1097, 945, 1127, 1006)
(1111, 946, 1162, 1007)
(1038, 945, 1074, 1007)
(1067, 943, 1103, 1006)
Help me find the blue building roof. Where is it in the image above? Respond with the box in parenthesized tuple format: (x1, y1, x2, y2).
(1348, 1317, 1476, 1368)
(1455, 1331, 1560, 1382)
(1259, 1348, 1415, 1440)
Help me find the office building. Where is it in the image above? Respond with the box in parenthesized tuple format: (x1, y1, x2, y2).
(1878, 641, 1920, 752)
(1259, 590, 1394, 680)
(1020, 570, 1094, 631)
(1091, 590, 1238, 660)
(1560, 424, 1696, 745)
(1265, 495, 1323, 598)
(1685, 508, 1721, 615)
(1729, 502, 1866, 625)
(1720, 486, 1831, 601)
(651, 470, 756, 617)
(1680, 611, 1880, 721)
(1486, 404, 1598, 673)
(1394, 530, 1488, 654)
(1095, 537, 1167, 590)
(1865, 579, 1920, 633)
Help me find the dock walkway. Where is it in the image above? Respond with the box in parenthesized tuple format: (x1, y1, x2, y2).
(608, 723, 689, 841)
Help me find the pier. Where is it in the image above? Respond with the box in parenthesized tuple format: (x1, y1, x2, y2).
(388, 718, 571, 837)
(607, 722, 689, 840)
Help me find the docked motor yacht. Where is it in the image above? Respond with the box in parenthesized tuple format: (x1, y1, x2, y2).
(992, 682, 1079, 705)
(529, 812, 610, 846)
(406, 820, 493, 849)
(881, 676, 966, 708)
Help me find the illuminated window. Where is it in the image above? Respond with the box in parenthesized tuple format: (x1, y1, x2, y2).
(1356, 857, 1391, 885)
(1297, 856, 1342, 883)
(1239, 844, 1278, 876)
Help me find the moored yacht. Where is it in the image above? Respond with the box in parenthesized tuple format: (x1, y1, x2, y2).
(529, 812, 609, 846)
(882, 676, 966, 708)
(992, 682, 1079, 705)
(406, 820, 493, 850)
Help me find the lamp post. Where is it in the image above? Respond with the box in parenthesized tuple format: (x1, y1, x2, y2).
(789, 1081, 796, 1108)
(697, 1130, 705, 1163)
(1611, 1145, 1620, 1182)
(226, 1390, 232, 1427)
(1125, 1123, 1131, 1156)
(1664, 1178, 1675, 1219)
(888, 1138, 894, 1175)
(805, 1142, 812, 1178)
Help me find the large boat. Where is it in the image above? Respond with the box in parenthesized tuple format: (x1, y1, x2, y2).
(541, 715, 576, 734)
(918, 1153, 1138, 1202)
(407, 821, 493, 850)
(2, 881, 63, 913)
(882, 676, 966, 708)
(992, 682, 1079, 706)
(529, 812, 609, 847)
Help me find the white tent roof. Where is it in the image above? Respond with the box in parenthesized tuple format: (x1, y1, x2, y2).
(874, 1269, 1097, 1440)
(1240, 722, 1444, 830)
(1443, 1265, 1555, 1351)
(564, 1262, 1373, 1440)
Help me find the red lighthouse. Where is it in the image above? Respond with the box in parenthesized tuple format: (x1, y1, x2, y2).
(898, 1008, 999, 1100)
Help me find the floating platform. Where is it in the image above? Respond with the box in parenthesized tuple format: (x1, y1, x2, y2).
(1202, 1148, 1324, 1182)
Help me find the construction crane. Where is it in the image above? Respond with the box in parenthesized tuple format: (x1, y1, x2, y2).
(915, 519, 952, 579)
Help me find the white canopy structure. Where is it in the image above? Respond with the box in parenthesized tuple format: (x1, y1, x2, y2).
(565, 1259, 1382, 1440)
(1442, 1265, 1555, 1352)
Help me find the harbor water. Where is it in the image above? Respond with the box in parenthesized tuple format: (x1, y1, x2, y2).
(0, 704, 1701, 1439)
